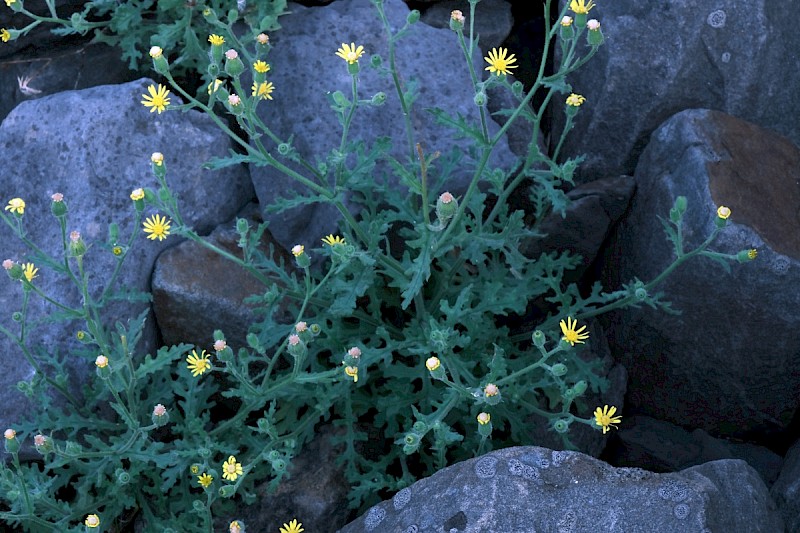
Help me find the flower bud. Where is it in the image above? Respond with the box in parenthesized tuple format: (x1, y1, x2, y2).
(4, 428, 19, 453)
(436, 191, 458, 223)
(270, 458, 286, 472)
(219, 485, 237, 498)
(402, 432, 420, 454)
(550, 363, 568, 377)
(149, 46, 170, 75)
(95, 355, 110, 379)
(474, 91, 486, 107)
(450, 10, 465, 31)
(531, 330, 546, 348)
(560, 16, 575, 40)
(310, 323, 322, 336)
(34, 434, 53, 454)
(224, 50, 245, 78)
(716, 205, 731, 228)
(192, 500, 205, 512)
(371, 92, 386, 106)
(50, 193, 67, 217)
(586, 19, 604, 46)
(209, 34, 225, 63)
(291, 244, 311, 268)
(406, 9, 420, 25)
(116, 469, 131, 485)
(572, 380, 587, 396)
(552, 418, 571, 433)
(69, 230, 86, 258)
(426, 357, 446, 380)
(152, 404, 169, 427)
(737, 249, 758, 262)
(370, 54, 382, 68)
(4, 261, 23, 281)
(477, 412, 492, 437)
(287, 334, 307, 358)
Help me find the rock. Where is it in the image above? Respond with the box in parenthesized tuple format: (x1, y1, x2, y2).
(609, 415, 783, 488)
(338, 445, 784, 532)
(152, 204, 295, 351)
(250, 0, 516, 251)
(0, 78, 253, 438)
(772, 438, 800, 532)
(602, 109, 800, 441)
(419, 0, 514, 51)
(553, 1, 800, 182)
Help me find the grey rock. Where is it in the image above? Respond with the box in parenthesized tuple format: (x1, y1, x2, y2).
(611, 415, 783, 488)
(772, 438, 800, 532)
(603, 108, 800, 440)
(553, 1, 800, 183)
(420, 0, 515, 51)
(338, 446, 784, 532)
(0, 78, 253, 438)
(251, 0, 515, 250)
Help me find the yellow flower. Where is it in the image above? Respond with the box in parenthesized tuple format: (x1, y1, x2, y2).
(5, 197, 25, 215)
(207, 78, 224, 94)
(280, 519, 304, 533)
(85, 514, 100, 528)
(21, 263, 38, 282)
(594, 405, 622, 434)
(336, 42, 365, 64)
(143, 214, 171, 241)
(149, 46, 163, 59)
(321, 234, 345, 246)
(222, 455, 243, 481)
(748, 249, 757, 260)
(253, 60, 270, 73)
(0, 29, 10, 43)
(130, 188, 145, 201)
(190, 464, 200, 475)
(566, 93, 586, 107)
(570, 0, 595, 14)
(95, 355, 108, 368)
(256, 33, 269, 45)
(186, 349, 211, 377)
(208, 34, 225, 46)
(344, 365, 358, 383)
(5, 0, 16, 7)
(197, 473, 213, 488)
(112, 246, 124, 256)
(291, 245, 304, 257)
(425, 357, 440, 371)
(477, 412, 491, 425)
(484, 47, 518, 76)
(560, 316, 589, 346)
(717, 205, 731, 219)
(141, 84, 171, 114)
(251, 81, 275, 100)
(151, 152, 164, 166)
(230, 521, 243, 533)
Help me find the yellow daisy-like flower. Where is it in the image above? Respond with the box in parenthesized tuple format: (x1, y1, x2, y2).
(280, 519, 304, 533)
(141, 84, 171, 114)
(321, 234, 345, 246)
(748, 249, 757, 260)
(335, 42, 365, 64)
(85, 514, 100, 528)
(253, 60, 270, 73)
(22, 263, 38, 282)
(484, 47, 518, 76)
(208, 34, 225, 46)
(112, 246, 124, 256)
(186, 349, 211, 377)
(570, 0, 595, 14)
(594, 404, 622, 434)
(560, 316, 589, 346)
(566, 93, 586, 107)
(222, 455, 243, 481)
(197, 473, 213, 488)
(143, 213, 171, 241)
(207, 78, 224, 95)
(717, 205, 731, 220)
(251, 81, 275, 100)
(1, 29, 10, 43)
(5, 197, 25, 215)
(344, 365, 358, 383)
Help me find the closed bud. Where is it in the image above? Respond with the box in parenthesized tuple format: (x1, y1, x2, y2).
(192, 500, 205, 512)
(219, 485, 236, 498)
(634, 287, 648, 301)
(412, 421, 428, 434)
(531, 329, 546, 347)
(474, 91, 487, 107)
(208, 62, 221, 77)
(550, 363, 568, 377)
(552, 418, 571, 433)
(407, 9, 420, 24)
(224, 52, 245, 77)
(572, 380, 587, 396)
(370, 54, 382, 68)
(371, 92, 386, 106)
(586, 20, 604, 46)
(737, 249, 758, 263)
(50, 193, 67, 217)
(116, 469, 131, 485)
(310, 323, 322, 336)
(270, 458, 286, 472)
(152, 404, 169, 427)
(436, 191, 458, 223)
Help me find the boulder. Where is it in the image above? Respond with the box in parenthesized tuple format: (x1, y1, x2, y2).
(603, 109, 800, 441)
(338, 445, 784, 532)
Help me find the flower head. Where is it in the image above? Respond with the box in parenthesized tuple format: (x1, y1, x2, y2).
(21, 263, 38, 282)
(561, 16, 574, 26)
(717, 205, 731, 219)
(280, 519, 304, 533)
(222, 455, 243, 481)
(149, 46, 163, 59)
(748, 249, 757, 260)
(4, 428, 15, 440)
(209, 34, 225, 46)
(570, 0, 595, 14)
(253, 60, 270, 73)
(252, 81, 275, 100)
(347, 346, 361, 358)
(143, 213, 171, 241)
(130, 188, 145, 201)
(594, 404, 622, 434)
(291, 244, 304, 257)
(85, 514, 100, 528)
(112, 246, 124, 256)
(153, 404, 167, 417)
(451, 10, 465, 25)
(336, 42, 365, 64)
(1, 29, 10, 43)
(477, 412, 491, 425)
(186, 349, 211, 377)
(2, 259, 12, 270)
(230, 521, 243, 533)
(208, 79, 224, 95)
(151, 152, 164, 166)
(198, 472, 213, 488)
(566, 93, 586, 107)
(225, 49, 238, 60)
(288, 334, 300, 346)
(5, 198, 25, 215)
(5, 0, 16, 8)
(322, 234, 345, 246)
(560, 316, 589, 346)
(256, 33, 269, 45)
(228, 94, 241, 107)
(214, 339, 227, 352)
(484, 383, 499, 397)
(587, 19, 601, 31)
(141, 84, 171, 114)
(484, 47, 518, 76)
(426, 357, 440, 371)
(95, 355, 108, 368)
(51, 192, 63, 202)
(344, 365, 358, 383)
(34, 434, 45, 446)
